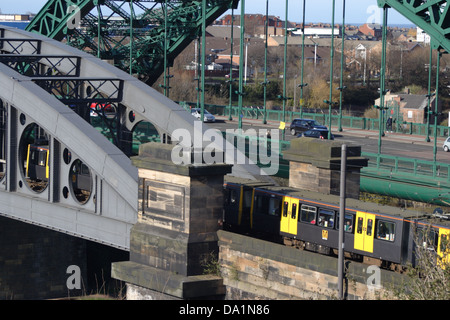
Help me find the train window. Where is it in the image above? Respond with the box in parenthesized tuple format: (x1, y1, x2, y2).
(367, 219, 373, 236)
(269, 198, 281, 216)
(225, 189, 238, 205)
(254, 194, 281, 216)
(336, 213, 354, 233)
(283, 201, 288, 217)
(357, 217, 363, 234)
(441, 234, 448, 254)
(376, 220, 395, 241)
(417, 227, 438, 251)
(300, 204, 317, 224)
(317, 208, 335, 228)
(243, 190, 252, 209)
(38, 150, 47, 167)
(291, 203, 297, 219)
(81, 163, 90, 175)
(230, 189, 238, 204)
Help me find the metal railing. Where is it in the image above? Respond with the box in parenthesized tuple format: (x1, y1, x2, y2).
(178, 101, 450, 138)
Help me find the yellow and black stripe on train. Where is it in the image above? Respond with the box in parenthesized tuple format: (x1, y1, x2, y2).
(26, 144, 49, 181)
(223, 177, 450, 269)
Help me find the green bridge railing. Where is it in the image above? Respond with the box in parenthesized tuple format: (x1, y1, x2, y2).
(179, 101, 450, 138)
(362, 152, 450, 182)
(221, 129, 450, 205)
(222, 130, 450, 181)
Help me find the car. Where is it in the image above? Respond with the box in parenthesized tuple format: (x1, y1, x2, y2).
(191, 108, 215, 122)
(297, 128, 334, 140)
(443, 137, 450, 152)
(289, 118, 327, 136)
(89, 103, 116, 118)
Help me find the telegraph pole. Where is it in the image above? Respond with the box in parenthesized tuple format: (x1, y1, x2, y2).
(338, 144, 347, 300)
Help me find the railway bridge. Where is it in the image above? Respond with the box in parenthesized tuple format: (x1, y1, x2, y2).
(0, 24, 265, 251)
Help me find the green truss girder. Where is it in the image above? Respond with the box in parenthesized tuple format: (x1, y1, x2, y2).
(26, 0, 238, 85)
(26, 0, 96, 39)
(378, 0, 450, 52)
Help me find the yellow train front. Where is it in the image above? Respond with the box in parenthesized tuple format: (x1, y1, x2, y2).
(26, 143, 49, 182)
(224, 177, 450, 270)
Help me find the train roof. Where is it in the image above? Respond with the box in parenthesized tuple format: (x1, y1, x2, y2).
(224, 176, 450, 228)
(263, 185, 426, 219)
(225, 177, 426, 219)
(224, 175, 275, 188)
(417, 216, 450, 229)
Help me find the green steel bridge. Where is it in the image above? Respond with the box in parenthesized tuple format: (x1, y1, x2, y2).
(23, 0, 450, 207)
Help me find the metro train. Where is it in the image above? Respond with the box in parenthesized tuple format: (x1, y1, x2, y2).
(26, 143, 49, 182)
(26, 144, 91, 194)
(223, 176, 450, 270)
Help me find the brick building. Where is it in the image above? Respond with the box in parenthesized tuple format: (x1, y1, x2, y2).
(358, 23, 382, 40)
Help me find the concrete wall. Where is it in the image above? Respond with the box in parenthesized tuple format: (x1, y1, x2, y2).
(218, 230, 407, 300)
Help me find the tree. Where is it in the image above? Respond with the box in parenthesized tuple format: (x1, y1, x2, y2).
(394, 224, 450, 300)
(306, 78, 340, 110)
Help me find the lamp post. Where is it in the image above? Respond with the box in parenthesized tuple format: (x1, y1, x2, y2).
(433, 50, 442, 170)
(129, 0, 134, 75)
(97, 3, 102, 59)
(338, 143, 347, 300)
(376, 6, 389, 158)
(337, 0, 346, 132)
(363, 46, 367, 86)
(425, 44, 433, 142)
(262, 0, 269, 124)
(237, 0, 245, 130)
(281, 0, 289, 140)
(200, 0, 206, 123)
(163, 0, 168, 96)
(327, 0, 336, 140)
(228, 9, 234, 121)
(425, 92, 435, 143)
(375, 103, 389, 159)
(299, 0, 307, 119)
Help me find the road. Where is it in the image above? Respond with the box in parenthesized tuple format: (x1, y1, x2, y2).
(206, 116, 450, 163)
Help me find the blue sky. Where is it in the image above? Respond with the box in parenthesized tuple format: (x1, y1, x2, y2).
(230, 0, 411, 25)
(1, 0, 411, 25)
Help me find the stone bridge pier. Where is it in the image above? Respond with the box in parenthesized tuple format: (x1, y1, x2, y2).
(112, 142, 232, 300)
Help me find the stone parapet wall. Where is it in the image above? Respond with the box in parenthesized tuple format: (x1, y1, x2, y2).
(218, 230, 406, 300)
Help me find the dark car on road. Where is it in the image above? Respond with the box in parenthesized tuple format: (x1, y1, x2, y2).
(297, 128, 334, 140)
(289, 118, 327, 136)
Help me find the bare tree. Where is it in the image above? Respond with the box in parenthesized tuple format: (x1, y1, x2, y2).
(394, 224, 450, 300)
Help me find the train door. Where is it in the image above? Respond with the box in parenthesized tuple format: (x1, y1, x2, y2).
(437, 228, 450, 267)
(280, 197, 299, 236)
(354, 211, 375, 253)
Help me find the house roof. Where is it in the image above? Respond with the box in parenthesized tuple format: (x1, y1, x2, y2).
(375, 93, 435, 110)
(206, 25, 241, 39)
(398, 94, 432, 110)
(268, 36, 317, 46)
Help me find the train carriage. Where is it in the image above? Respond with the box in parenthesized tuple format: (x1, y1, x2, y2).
(223, 179, 273, 235)
(223, 177, 450, 270)
(412, 218, 450, 267)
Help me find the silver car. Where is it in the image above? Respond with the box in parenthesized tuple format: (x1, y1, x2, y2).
(443, 137, 450, 152)
(191, 108, 215, 122)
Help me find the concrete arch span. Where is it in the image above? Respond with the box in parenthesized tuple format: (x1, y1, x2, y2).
(0, 25, 273, 250)
(1, 25, 272, 181)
